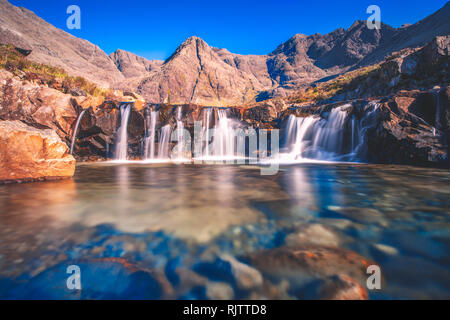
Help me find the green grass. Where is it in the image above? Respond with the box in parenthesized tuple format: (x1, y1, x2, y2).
(0, 44, 109, 97)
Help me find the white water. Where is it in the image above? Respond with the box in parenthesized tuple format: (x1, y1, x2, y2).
(211, 109, 236, 158)
(158, 125, 172, 159)
(70, 109, 86, 155)
(282, 103, 379, 162)
(144, 110, 158, 159)
(115, 104, 131, 160)
(175, 106, 185, 160)
(203, 107, 212, 158)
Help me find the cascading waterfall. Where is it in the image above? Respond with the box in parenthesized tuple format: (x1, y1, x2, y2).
(158, 125, 172, 159)
(283, 102, 379, 161)
(115, 103, 131, 160)
(352, 101, 380, 158)
(70, 109, 86, 155)
(211, 108, 236, 158)
(144, 110, 158, 159)
(203, 107, 213, 158)
(175, 106, 185, 160)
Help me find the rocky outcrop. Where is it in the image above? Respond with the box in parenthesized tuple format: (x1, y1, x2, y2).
(367, 87, 449, 165)
(0, 70, 78, 141)
(0, 120, 75, 183)
(0, 0, 124, 87)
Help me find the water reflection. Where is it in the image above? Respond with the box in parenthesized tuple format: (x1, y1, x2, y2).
(0, 163, 449, 299)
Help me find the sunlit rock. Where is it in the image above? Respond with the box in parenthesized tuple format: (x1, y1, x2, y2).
(0, 120, 75, 182)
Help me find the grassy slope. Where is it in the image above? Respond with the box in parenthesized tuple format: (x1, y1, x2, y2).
(0, 44, 110, 97)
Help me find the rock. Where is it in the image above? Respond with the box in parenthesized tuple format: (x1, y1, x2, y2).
(373, 243, 399, 256)
(247, 245, 374, 289)
(220, 254, 263, 290)
(327, 206, 387, 226)
(2, 258, 167, 299)
(193, 255, 263, 291)
(0, 120, 75, 183)
(313, 274, 368, 300)
(0, 70, 78, 141)
(206, 282, 234, 300)
(75, 95, 105, 110)
(285, 224, 343, 247)
(366, 89, 449, 165)
(70, 88, 86, 97)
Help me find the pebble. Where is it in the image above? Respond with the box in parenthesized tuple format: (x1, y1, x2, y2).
(373, 243, 399, 256)
(206, 282, 234, 300)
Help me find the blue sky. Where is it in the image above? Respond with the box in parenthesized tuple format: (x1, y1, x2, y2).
(9, 0, 448, 60)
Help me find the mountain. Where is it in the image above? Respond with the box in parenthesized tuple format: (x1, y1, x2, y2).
(356, 2, 450, 67)
(117, 2, 449, 104)
(115, 36, 269, 106)
(0, 0, 448, 105)
(110, 49, 163, 78)
(0, 0, 123, 87)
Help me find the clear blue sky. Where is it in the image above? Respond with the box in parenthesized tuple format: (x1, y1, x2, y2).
(9, 0, 448, 60)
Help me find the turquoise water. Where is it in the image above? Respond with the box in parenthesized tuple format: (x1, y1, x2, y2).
(0, 163, 449, 299)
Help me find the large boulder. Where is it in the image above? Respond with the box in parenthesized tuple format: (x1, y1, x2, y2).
(0, 120, 75, 183)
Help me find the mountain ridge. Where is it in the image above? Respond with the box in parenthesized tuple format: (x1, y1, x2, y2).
(1, 0, 449, 105)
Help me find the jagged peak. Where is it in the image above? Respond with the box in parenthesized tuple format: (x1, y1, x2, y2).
(165, 36, 211, 63)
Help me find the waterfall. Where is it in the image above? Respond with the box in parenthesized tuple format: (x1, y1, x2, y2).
(158, 125, 172, 159)
(144, 110, 158, 159)
(211, 108, 236, 158)
(352, 101, 380, 158)
(283, 103, 379, 161)
(115, 103, 131, 160)
(284, 116, 320, 159)
(70, 109, 86, 155)
(203, 107, 213, 158)
(175, 106, 185, 160)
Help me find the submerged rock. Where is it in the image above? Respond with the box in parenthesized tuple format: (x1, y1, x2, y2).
(2, 258, 167, 300)
(193, 254, 263, 295)
(206, 282, 235, 300)
(220, 254, 263, 290)
(308, 274, 369, 300)
(0, 120, 75, 183)
(285, 223, 344, 247)
(246, 245, 375, 296)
